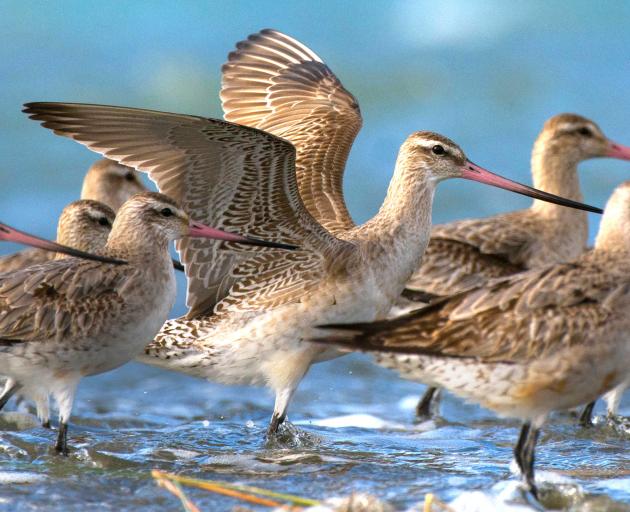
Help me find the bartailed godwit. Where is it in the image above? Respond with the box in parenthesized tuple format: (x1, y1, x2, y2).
(0, 191, 288, 454)
(0, 199, 116, 426)
(81, 158, 146, 211)
(23, 101, 602, 434)
(220, 31, 630, 420)
(0, 158, 145, 274)
(313, 182, 630, 497)
(405, 114, 630, 417)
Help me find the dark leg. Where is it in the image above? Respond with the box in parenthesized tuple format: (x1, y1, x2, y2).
(267, 411, 286, 436)
(515, 422, 540, 499)
(579, 401, 596, 427)
(514, 422, 531, 476)
(0, 382, 21, 411)
(54, 422, 69, 456)
(416, 386, 438, 419)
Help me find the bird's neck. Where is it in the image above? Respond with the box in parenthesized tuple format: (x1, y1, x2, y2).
(105, 221, 170, 266)
(356, 157, 435, 288)
(530, 141, 585, 219)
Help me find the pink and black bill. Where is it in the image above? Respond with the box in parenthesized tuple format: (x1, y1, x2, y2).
(188, 221, 298, 250)
(0, 222, 127, 264)
(460, 162, 603, 214)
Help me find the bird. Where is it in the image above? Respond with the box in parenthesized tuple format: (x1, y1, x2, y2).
(0, 218, 125, 263)
(22, 101, 602, 436)
(403, 114, 630, 418)
(219, 30, 630, 421)
(0, 158, 145, 274)
(0, 191, 290, 454)
(0, 199, 116, 427)
(312, 181, 630, 498)
(80, 158, 146, 211)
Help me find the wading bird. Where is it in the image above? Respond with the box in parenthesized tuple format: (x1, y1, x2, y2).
(220, 30, 630, 421)
(0, 191, 289, 454)
(23, 101, 601, 435)
(313, 182, 630, 498)
(0, 199, 116, 427)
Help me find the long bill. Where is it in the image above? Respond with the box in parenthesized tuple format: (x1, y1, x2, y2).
(606, 140, 630, 160)
(460, 161, 603, 214)
(188, 221, 298, 250)
(0, 222, 127, 265)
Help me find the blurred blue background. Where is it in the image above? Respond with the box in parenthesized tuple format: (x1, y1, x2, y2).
(1, 0, 629, 311)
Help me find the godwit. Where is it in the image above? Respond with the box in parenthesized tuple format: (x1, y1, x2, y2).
(313, 182, 630, 497)
(81, 158, 146, 211)
(0, 158, 145, 274)
(23, 102, 601, 434)
(0, 218, 124, 263)
(0, 191, 289, 454)
(0, 199, 116, 426)
(222, 31, 630, 420)
(404, 114, 630, 418)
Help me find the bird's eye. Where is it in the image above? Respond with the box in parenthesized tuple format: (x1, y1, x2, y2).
(577, 127, 593, 137)
(124, 172, 136, 181)
(98, 217, 110, 227)
(432, 145, 446, 155)
(160, 208, 173, 217)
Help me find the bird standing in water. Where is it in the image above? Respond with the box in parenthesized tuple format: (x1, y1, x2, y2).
(0, 191, 289, 454)
(24, 101, 601, 436)
(313, 182, 630, 499)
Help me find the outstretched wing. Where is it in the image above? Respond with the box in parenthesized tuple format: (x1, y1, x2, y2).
(318, 251, 626, 363)
(406, 213, 533, 296)
(221, 29, 362, 235)
(0, 258, 131, 342)
(24, 103, 350, 317)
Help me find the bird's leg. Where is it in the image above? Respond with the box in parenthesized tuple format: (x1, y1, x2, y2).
(36, 393, 51, 429)
(522, 424, 541, 499)
(416, 386, 439, 419)
(514, 422, 531, 478)
(604, 382, 628, 425)
(266, 387, 296, 437)
(0, 379, 21, 411)
(578, 401, 596, 427)
(54, 422, 69, 456)
(52, 379, 78, 456)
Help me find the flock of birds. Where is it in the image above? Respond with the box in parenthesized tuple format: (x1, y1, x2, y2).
(1, 28, 629, 501)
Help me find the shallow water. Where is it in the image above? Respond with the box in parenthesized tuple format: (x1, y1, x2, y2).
(0, 356, 627, 511)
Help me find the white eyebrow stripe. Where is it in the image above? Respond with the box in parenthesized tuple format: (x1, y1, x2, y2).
(416, 140, 450, 150)
(556, 122, 597, 133)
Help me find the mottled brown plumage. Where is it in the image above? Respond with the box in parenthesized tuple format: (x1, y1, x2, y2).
(0, 159, 144, 274)
(314, 182, 630, 496)
(23, 99, 601, 436)
(0, 191, 273, 454)
(221, 29, 361, 235)
(217, 32, 630, 420)
(407, 114, 629, 297)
